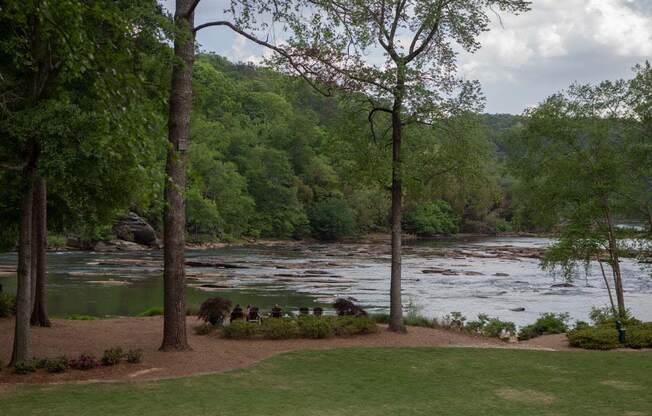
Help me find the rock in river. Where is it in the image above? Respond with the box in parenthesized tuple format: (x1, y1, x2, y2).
(113, 212, 159, 247)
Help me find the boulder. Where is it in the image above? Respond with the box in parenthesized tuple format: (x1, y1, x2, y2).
(551, 282, 575, 288)
(113, 212, 159, 247)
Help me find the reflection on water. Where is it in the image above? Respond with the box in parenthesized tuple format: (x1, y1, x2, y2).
(0, 236, 651, 326)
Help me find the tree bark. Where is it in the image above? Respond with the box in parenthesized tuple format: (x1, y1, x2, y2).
(160, 0, 195, 351)
(31, 176, 50, 327)
(10, 156, 36, 366)
(603, 204, 625, 317)
(388, 64, 406, 333)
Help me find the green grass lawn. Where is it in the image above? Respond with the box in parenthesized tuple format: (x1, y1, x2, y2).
(2, 347, 651, 416)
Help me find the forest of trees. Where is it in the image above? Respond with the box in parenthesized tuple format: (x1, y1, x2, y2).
(2, 52, 517, 245)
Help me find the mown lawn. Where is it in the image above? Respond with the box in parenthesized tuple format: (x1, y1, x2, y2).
(2, 347, 651, 416)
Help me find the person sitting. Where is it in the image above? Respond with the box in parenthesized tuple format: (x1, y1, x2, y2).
(299, 307, 310, 316)
(230, 304, 244, 321)
(313, 307, 323, 316)
(247, 306, 260, 322)
(271, 304, 282, 318)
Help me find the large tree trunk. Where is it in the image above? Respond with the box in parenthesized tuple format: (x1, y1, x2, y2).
(10, 160, 36, 366)
(160, 0, 195, 351)
(388, 67, 406, 333)
(31, 176, 50, 327)
(603, 204, 625, 317)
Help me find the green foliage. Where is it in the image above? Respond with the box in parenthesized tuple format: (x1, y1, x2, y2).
(0, 292, 16, 317)
(220, 321, 259, 339)
(138, 307, 164, 317)
(13, 361, 37, 375)
(332, 316, 379, 337)
(465, 314, 516, 340)
(404, 313, 440, 329)
(125, 350, 144, 364)
(45, 357, 70, 373)
(220, 316, 378, 340)
(589, 306, 641, 327)
(567, 327, 621, 350)
(261, 318, 300, 339)
(441, 312, 467, 331)
(307, 197, 357, 240)
(403, 201, 458, 236)
(101, 348, 124, 366)
(297, 316, 334, 339)
(517, 313, 570, 340)
(567, 321, 652, 350)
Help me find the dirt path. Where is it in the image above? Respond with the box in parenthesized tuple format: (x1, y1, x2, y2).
(0, 316, 574, 384)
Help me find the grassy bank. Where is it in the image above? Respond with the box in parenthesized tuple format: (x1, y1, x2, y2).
(2, 347, 651, 416)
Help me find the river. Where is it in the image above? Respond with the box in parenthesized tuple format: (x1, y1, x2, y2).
(1, 236, 651, 327)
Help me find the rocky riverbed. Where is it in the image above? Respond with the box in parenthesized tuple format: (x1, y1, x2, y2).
(1, 236, 651, 326)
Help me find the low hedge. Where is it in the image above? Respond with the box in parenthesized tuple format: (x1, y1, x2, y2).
(518, 313, 570, 341)
(221, 316, 378, 340)
(567, 323, 652, 350)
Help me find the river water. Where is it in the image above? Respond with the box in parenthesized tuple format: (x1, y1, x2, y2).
(1, 236, 651, 327)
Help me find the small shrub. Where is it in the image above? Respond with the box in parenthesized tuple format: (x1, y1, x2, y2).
(101, 347, 124, 366)
(13, 361, 36, 374)
(221, 321, 259, 339)
(518, 313, 570, 340)
(567, 327, 621, 350)
(573, 320, 591, 331)
(125, 349, 143, 364)
(261, 317, 300, 339)
(46, 357, 69, 373)
(198, 297, 232, 326)
(138, 307, 164, 317)
(466, 314, 515, 340)
(441, 312, 466, 331)
(333, 298, 367, 316)
(589, 306, 640, 327)
(0, 292, 16, 318)
(194, 323, 215, 336)
(297, 315, 333, 339)
(333, 316, 378, 336)
(69, 354, 100, 370)
(32, 357, 49, 369)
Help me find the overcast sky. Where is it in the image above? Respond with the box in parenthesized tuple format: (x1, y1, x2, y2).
(164, 0, 651, 114)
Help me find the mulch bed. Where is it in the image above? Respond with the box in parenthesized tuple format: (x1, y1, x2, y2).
(0, 316, 572, 384)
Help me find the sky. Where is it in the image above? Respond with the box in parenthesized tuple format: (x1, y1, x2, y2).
(163, 0, 652, 114)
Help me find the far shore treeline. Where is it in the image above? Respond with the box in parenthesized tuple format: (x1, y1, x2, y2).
(3, 54, 649, 246)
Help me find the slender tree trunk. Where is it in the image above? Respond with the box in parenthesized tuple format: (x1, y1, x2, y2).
(10, 155, 36, 366)
(603, 204, 625, 317)
(160, 0, 194, 351)
(597, 256, 617, 317)
(388, 65, 406, 333)
(31, 176, 50, 327)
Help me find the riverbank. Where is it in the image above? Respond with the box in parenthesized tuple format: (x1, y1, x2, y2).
(0, 316, 583, 384)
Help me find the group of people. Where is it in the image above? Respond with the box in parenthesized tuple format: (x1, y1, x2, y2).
(229, 304, 324, 323)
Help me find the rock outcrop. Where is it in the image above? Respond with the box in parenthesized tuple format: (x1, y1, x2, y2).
(113, 212, 159, 247)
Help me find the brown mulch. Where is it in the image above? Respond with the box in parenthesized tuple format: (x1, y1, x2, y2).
(0, 316, 573, 384)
